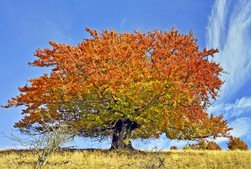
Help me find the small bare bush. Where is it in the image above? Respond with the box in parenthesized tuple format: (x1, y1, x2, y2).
(9, 113, 78, 169)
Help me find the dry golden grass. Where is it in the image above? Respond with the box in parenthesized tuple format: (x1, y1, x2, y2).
(0, 149, 250, 169)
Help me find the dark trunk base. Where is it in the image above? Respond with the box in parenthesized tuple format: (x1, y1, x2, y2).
(110, 118, 139, 150)
(110, 142, 134, 150)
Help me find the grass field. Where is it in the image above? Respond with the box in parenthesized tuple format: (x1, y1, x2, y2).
(0, 149, 250, 169)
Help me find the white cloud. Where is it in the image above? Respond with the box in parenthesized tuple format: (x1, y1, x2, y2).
(214, 137, 229, 144)
(132, 135, 189, 150)
(168, 140, 191, 149)
(208, 97, 251, 118)
(120, 17, 128, 31)
(208, 98, 251, 143)
(133, 134, 168, 150)
(206, 0, 251, 101)
(229, 118, 251, 138)
(207, 0, 229, 50)
(0, 145, 29, 150)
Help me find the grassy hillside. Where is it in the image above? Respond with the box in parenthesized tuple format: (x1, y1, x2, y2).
(0, 149, 250, 169)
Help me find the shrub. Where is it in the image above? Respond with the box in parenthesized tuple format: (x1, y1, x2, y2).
(170, 146, 178, 150)
(187, 139, 221, 150)
(228, 136, 248, 150)
(188, 140, 207, 150)
(207, 141, 222, 150)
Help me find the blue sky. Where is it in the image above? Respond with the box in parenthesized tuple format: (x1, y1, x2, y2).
(0, 0, 250, 150)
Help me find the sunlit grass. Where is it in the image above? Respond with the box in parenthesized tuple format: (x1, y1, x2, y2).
(0, 149, 250, 169)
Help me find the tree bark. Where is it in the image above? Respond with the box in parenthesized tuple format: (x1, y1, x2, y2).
(110, 118, 138, 150)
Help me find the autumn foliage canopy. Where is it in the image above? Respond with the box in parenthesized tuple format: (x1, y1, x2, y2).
(5, 28, 231, 149)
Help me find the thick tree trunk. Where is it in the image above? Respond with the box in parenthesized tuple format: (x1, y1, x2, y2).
(110, 118, 138, 150)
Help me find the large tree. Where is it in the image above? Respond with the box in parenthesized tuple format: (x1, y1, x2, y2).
(4, 28, 231, 150)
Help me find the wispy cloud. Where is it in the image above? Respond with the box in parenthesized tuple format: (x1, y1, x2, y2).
(133, 137, 196, 150)
(206, 0, 251, 101)
(208, 96, 251, 144)
(120, 17, 128, 31)
(207, 0, 229, 50)
(229, 118, 251, 138)
(214, 137, 229, 144)
(0, 145, 30, 150)
(208, 97, 251, 118)
(206, 0, 251, 147)
(132, 134, 168, 150)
